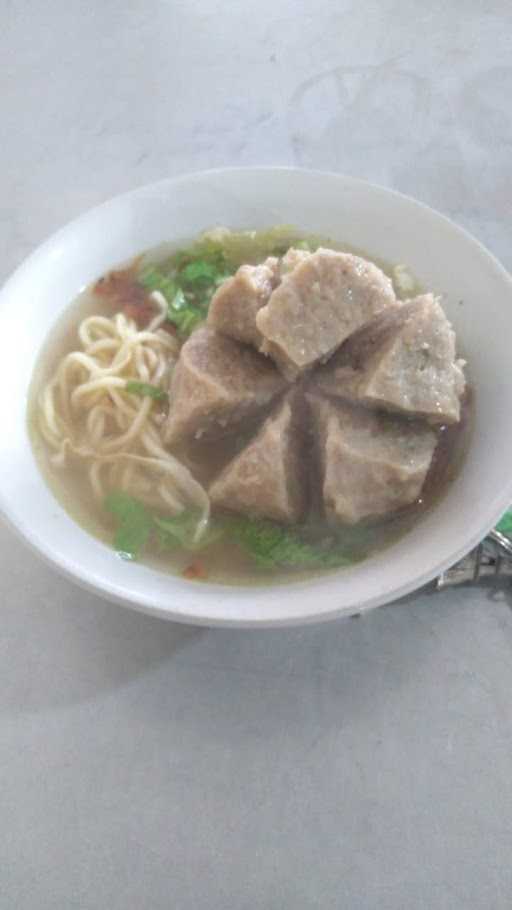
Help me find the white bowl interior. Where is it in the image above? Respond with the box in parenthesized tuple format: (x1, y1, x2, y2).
(1, 168, 512, 626)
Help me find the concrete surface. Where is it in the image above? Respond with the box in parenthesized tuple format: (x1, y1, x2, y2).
(1, 2, 512, 907)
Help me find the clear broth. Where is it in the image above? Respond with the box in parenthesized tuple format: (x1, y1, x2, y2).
(28, 228, 473, 585)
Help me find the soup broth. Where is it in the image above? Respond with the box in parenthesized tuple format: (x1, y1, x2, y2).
(29, 227, 472, 585)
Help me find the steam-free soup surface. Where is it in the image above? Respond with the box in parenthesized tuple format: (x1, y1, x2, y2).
(29, 227, 471, 585)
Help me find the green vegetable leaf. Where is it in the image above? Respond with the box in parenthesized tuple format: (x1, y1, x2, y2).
(166, 287, 203, 336)
(180, 260, 220, 286)
(138, 265, 206, 337)
(496, 509, 512, 538)
(169, 288, 187, 311)
(172, 243, 229, 273)
(104, 492, 153, 561)
(174, 308, 204, 337)
(137, 241, 238, 338)
(139, 265, 177, 301)
(125, 380, 168, 403)
(103, 490, 358, 570)
(230, 517, 357, 569)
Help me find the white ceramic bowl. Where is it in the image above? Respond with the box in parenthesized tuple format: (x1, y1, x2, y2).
(1, 168, 512, 627)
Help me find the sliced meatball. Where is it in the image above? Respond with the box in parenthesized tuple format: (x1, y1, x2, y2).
(308, 395, 437, 524)
(279, 247, 311, 276)
(262, 255, 280, 282)
(165, 326, 287, 445)
(209, 393, 306, 523)
(256, 248, 397, 379)
(314, 294, 465, 424)
(207, 258, 278, 347)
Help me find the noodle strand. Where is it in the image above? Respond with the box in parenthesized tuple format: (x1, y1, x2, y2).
(38, 312, 209, 539)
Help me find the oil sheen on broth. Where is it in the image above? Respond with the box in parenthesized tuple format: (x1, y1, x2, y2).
(29, 227, 472, 585)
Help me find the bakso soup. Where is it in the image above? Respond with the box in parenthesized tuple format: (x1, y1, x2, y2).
(29, 227, 471, 584)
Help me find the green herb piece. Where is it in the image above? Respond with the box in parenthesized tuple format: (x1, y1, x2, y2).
(230, 517, 357, 569)
(173, 308, 204, 337)
(180, 260, 221, 286)
(104, 492, 153, 561)
(137, 230, 327, 339)
(213, 226, 324, 265)
(496, 509, 512, 538)
(104, 494, 221, 561)
(169, 288, 187, 311)
(200, 226, 303, 266)
(138, 265, 206, 337)
(103, 489, 358, 570)
(171, 243, 230, 275)
(139, 265, 177, 301)
(125, 380, 168, 403)
(165, 286, 205, 336)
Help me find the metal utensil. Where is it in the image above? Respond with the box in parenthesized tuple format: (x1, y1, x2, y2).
(434, 530, 512, 591)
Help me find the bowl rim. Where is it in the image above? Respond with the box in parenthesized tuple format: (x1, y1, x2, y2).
(2, 166, 512, 628)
